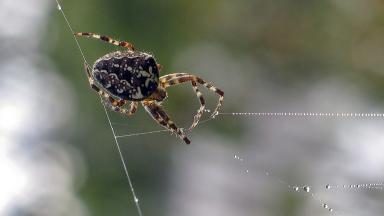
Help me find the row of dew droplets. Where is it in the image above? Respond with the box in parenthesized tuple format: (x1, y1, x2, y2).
(219, 112, 384, 117)
(271, 171, 337, 214)
(233, 154, 249, 173)
(234, 156, 337, 213)
(329, 182, 384, 189)
(292, 182, 384, 213)
(292, 185, 334, 213)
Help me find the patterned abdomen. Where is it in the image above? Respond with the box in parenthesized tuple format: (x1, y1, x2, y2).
(92, 50, 160, 101)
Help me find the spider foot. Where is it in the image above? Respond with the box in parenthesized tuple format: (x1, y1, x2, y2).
(190, 109, 213, 130)
(101, 100, 110, 108)
(189, 110, 203, 130)
(181, 130, 191, 145)
(173, 128, 190, 144)
(189, 122, 199, 131)
(210, 111, 219, 118)
(175, 128, 190, 144)
(101, 100, 119, 112)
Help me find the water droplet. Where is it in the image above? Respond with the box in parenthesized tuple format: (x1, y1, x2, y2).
(325, 184, 330, 189)
(57, 4, 62, 10)
(323, 204, 328, 209)
(293, 186, 299, 192)
(246, 170, 249, 173)
(329, 208, 333, 212)
(303, 185, 310, 192)
(135, 198, 139, 203)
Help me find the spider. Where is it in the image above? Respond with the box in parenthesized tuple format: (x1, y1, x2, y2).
(74, 32, 224, 144)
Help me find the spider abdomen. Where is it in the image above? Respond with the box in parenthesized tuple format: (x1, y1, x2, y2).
(92, 50, 160, 101)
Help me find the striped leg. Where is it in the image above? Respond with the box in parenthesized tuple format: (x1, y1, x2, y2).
(159, 73, 205, 130)
(189, 80, 205, 130)
(102, 101, 138, 115)
(142, 100, 190, 144)
(84, 61, 129, 107)
(159, 73, 224, 118)
(74, 32, 135, 51)
(159, 73, 189, 84)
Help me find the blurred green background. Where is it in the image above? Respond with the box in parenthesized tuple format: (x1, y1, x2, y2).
(2, 0, 384, 215)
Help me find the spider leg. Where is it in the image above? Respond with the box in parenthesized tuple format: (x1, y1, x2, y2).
(189, 80, 205, 130)
(74, 32, 135, 51)
(84, 61, 129, 107)
(159, 73, 205, 130)
(159, 73, 224, 118)
(142, 100, 190, 144)
(102, 101, 138, 115)
(159, 73, 189, 84)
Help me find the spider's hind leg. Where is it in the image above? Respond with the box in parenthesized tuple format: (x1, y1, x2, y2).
(142, 100, 190, 144)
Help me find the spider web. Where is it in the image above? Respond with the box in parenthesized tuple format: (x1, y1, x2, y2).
(54, 1, 384, 216)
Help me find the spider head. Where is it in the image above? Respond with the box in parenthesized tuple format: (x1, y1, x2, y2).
(150, 87, 167, 102)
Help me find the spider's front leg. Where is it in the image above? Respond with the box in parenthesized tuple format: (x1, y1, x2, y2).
(142, 100, 190, 144)
(159, 73, 205, 130)
(159, 73, 224, 130)
(189, 80, 205, 130)
(74, 32, 135, 51)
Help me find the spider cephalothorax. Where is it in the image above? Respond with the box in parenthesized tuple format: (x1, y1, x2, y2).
(75, 32, 224, 144)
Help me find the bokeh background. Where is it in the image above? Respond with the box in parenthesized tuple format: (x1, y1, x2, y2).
(1, 0, 384, 215)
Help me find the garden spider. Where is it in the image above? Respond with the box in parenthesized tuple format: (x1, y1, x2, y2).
(75, 32, 224, 144)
